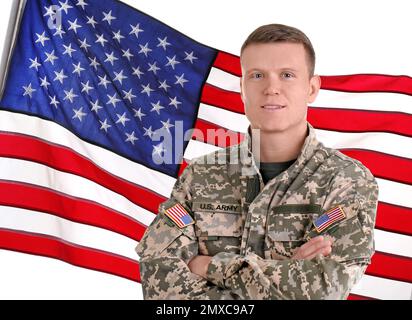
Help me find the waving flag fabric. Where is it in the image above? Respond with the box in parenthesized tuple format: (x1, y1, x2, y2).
(0, 0, 411, 300)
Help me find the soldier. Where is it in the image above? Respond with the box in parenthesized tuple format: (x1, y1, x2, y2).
(135, 23, 379, 299)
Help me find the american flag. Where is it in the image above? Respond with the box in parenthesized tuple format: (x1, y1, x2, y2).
(0, 0, 411, 300)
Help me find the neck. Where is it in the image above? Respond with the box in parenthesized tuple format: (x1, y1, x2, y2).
(251, 122, 308, 163)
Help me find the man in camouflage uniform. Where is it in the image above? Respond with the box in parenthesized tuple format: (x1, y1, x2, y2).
(135, 24, 379, 299)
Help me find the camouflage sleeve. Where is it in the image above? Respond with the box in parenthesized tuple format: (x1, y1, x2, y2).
(135, 165, 239, 300)
(205, 163, 379, 300)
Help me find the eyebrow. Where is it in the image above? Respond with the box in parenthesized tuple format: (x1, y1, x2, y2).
(245, 67, 300, 73)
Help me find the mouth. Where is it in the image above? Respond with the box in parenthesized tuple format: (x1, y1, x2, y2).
(261, 104, 286, 110)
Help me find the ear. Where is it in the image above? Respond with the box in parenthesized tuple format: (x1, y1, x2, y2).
(307, 75, 321, 104)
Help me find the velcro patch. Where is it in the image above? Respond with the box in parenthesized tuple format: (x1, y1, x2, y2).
(314, 206, 346, 233)
(192, 202, 241, 213)
(164, 203, 194, 228)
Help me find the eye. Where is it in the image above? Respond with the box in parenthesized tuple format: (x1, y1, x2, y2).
(251, 72, 263, 79)
(282, 72, 295, 79)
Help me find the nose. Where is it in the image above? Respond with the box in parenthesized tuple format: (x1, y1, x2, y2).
(263, 75, 280, 95)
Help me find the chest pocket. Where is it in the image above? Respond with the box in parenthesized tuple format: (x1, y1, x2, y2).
(194, 211, 243, 256)
(265, 204, 321, 259)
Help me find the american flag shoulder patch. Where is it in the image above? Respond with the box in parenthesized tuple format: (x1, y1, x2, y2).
(163, 203, 194, 228)
(314, 206, 346, 233)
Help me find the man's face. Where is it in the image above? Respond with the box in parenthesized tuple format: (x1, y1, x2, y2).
(240, 42, 320, 133)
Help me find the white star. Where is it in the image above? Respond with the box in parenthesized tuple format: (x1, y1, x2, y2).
(43, 5, 57, 18)
(90, 99, 103, 113)
(184, 51, 198, 64)
(29, 57, 41, 71)
(95, 33, 108, 47)
(72, 107, 87, 122)
(147, 61, 160, 75)
(88, 56, 100, 70)
(115, 112, 130, 127)
(72, 62, 85, 76)
(104, 51, 118, 65)
(106, 93, 121, 108)
(132, 66, 144, 79)
(22, 83, 36, 98)
(150, 101, 164, 115)
(138, 42, 152, 57)
(122, 89, 136, 103)
(63, 88, 78, 103)
(76, 0, 88, 10)
(39, 76, 50, 89)
(129, 23, 143, 38)
(81, 80, 94, 94)
(158, 80, 170, 92)
(86, 15, 97, 28)
(141, 83, 154, 97)
(125, 131, 138, 145)
(53, 25, 66, 38)
(44, 50, 58, 65)
(113, 69, 128, 85)
(35, 31, 50, 46)
(102, 10, 116, 25)
(175, 73, 188, 87)
(68, 19, 82, 34)
(165, 55, 180, 70)
(152, 142, 164, 157)
(143, 126, 154, 138)
(157, 36, 171, 50)
(99, 119, 111, 132)
(160, 118, 175, 133)
(98, 75, 110, 89)
(169, 96, 182, 109)
(59, 0, 73, 14)
(133, 108, 146, 121)
(53, 69, 68, 84)
(62, 43, 76, 57)
(78, 37, 91, 51)
(122, 49, 133, 61)
(49, 95, 60, 108)
(112, 30, 125, 43)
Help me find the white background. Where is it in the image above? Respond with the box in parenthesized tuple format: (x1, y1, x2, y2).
(0, 0, 411, 299)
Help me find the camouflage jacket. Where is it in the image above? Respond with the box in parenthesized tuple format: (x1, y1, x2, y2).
(135, 123, 379, 300)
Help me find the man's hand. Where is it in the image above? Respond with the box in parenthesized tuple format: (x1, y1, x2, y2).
(292, 236, 333, 260)
(188, 255, 212, 278)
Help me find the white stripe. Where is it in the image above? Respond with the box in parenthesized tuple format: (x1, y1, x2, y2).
(315, 89, 412, 115)
(374, 228, 412, 258)
(0, 157, 157, 227)
(207, 67, 241, 92)
(351, 274, 412, 300)
(198, 103, 249, 133)
(0, 110, 176, 197)
(315, 129, 412, 159)
(199, 102, 412, 160)
(0, 205, 138, 260)
(184, 139, 412, 209)
(206, 67, 412, 115)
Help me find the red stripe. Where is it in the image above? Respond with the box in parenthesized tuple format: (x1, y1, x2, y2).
(308, 107, 412, 138)
(0, 131, 167, 213)
(0, 228, 140, 282)
(201, 84, 244, 113)
(201, 87, 412, 139)
(193, 118, 244, 148)
(347, 294, 377, 300)
(367, 251, 412, 283)
(195, 118, 412, 187)
(320, 74, 412, 95)
(340, 149, 412, 186)
(0, 180, 147, 241)
(213, 51, 242, 77)
(375, 202, 412, 237)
